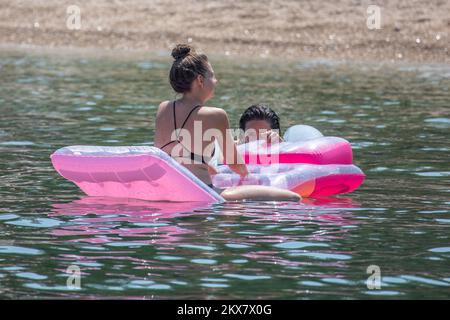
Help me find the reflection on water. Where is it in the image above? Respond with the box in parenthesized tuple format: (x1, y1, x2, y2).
(50, 198, 213, 246)
(31, 197, 363, 298)
(0, 51, 449, 299)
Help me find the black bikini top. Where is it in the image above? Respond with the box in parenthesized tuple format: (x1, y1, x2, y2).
(160, 101, 215, 165)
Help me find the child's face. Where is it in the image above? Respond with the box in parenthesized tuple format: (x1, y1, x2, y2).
(243, 119, 273, 143)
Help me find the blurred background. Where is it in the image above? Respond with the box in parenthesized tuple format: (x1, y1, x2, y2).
(0, 0, 448, 63)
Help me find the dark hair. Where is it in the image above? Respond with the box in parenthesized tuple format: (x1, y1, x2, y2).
(239, 104, 280, 131)
(169, 44, 209, 93)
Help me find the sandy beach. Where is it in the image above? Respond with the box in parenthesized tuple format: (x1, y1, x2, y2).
(0, 0, 449, 63)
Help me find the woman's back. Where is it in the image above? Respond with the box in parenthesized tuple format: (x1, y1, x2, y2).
(155, 99, 223, 185)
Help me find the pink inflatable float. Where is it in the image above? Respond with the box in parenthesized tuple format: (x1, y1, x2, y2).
(212, 163, 364, 197)
(213, 125, 365, 197)
(50, 126, 364, 201)
(51, 146, 224, 203)
(239, 137, 353, 165)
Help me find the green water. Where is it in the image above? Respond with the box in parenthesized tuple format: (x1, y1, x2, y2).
(0, 50, 449, 299)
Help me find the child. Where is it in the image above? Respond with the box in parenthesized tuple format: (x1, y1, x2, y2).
(208, 104, 299, 201)
(238, 104, 283, 144)
(210, 104, 283, 166)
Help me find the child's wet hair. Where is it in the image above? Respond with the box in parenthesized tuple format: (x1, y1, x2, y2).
(169, 44, 209, 93)
(239, 104, 281, 131)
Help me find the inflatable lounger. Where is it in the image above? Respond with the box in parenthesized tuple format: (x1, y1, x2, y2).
(239, 137, 353, 165)
(50, 126, 364, 201)
(212, 163, 365, 197)
(210, 125, 364, 196)
(50, 146, 225, 203)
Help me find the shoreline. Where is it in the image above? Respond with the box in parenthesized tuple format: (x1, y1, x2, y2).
(0, 0, 448, 65)
(2, 43, 450, 71)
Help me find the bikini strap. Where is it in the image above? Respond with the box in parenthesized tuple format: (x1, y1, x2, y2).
(173, 102, 201, 140)
(180, 104, 202, 130)
(159, 140, 176, 150)
(162, 101, 203, 154)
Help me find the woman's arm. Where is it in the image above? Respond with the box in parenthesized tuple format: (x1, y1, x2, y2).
(214, 109, 248, 178)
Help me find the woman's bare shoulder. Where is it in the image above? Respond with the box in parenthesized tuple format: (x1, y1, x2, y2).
(156, 100, 171, 117)
(199, 106, 228, 127)
(158, 100, 171, 110)
(200, 106, 227, 118)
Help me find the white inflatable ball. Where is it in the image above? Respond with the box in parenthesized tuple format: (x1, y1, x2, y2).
(283, 125, 323, 142)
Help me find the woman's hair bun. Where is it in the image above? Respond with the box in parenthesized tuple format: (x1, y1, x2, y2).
(169, 44, 209, 93)
(171, 44, 192, 60)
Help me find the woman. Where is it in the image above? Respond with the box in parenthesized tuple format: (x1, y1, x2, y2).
(155, 44, 299, 201)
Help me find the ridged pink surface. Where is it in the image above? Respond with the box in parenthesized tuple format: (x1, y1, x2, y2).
(215, 134, 364, 197)
(308, 174, 365, 197)
(241, 137, 353, 165)
(212, 163, 365, 197)
(51, 146, 224, 203)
